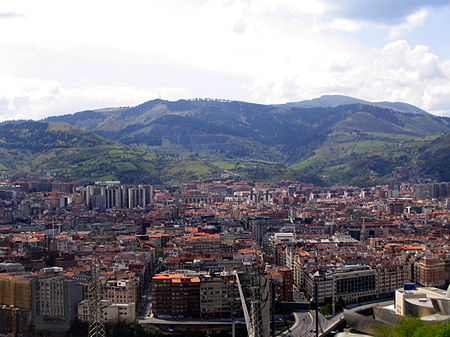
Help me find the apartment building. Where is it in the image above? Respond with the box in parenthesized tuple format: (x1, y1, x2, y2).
(199, 273, 241, 319)
(0, 273, 32, 336)
(305, 266, 377, 305)
(152, 271, 241, 319)
(152, 272, 201, 318)
(375, 263, 409, 298)
(86, 183, 153, 210)
(415, 182, 450, 200)
(417, 255, 446, 287)
(0, 305, 29, 336)
(0, 273, 32, 309)
(77, 299, 135, 324)
(102, 279, 138, 308)
(267, 267, 293, 302)
(31, 268, 83, 332)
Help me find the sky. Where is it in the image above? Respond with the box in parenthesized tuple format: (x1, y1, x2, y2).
(1, 0, 450, 121)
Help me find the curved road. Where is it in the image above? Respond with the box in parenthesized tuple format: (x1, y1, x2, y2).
(281, 300, 395, 337)
(280, 311, 327, 337)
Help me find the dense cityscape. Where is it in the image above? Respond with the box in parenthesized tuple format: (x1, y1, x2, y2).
(2, 1, 450, 337)
(0, 172, 449, 336)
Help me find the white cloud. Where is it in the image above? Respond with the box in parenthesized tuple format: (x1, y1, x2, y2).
(325, 19, 364, 32)
(233, 18, 247, 34)
(0, 0, 449, 119)
(0, 75, 61, 120)
(388, 9, 428, 39)
(0, 74, 190, 121)
(246, 40, 450, 115)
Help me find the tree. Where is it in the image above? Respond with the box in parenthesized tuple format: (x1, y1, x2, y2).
(375, 316, 450, 337)
(107, 322, 161, 337)
(320, 303, 332, 316)
(335, 297, 345, 313)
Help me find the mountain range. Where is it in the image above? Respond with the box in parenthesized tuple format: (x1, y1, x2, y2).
(280, 95, 430, 116)
(1, 95, 449, 185)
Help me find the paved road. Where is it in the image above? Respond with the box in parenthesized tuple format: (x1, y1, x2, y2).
(139, 316, 235, 326)
(280, 311, 327, 337)
(137, 263, 161, 318)
(140, 310, 326, 336)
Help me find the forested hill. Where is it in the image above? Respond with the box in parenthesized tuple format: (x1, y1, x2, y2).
(2, 96, 449, 185)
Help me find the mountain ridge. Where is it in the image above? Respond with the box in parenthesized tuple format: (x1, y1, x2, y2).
(2, 96, 448, 185)
(280, 94, 430, 116)
(45, 99, 449, 164)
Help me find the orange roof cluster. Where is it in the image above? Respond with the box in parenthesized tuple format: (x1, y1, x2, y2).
(153, 273, 200, 283)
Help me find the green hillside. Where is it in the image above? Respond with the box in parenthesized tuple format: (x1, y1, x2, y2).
(0, 121, 159, 183)
(416, 133, 450, 181)
(3, 97, 449, 186)
(0, 121, 325, 185)
(0, 121, 223, 184)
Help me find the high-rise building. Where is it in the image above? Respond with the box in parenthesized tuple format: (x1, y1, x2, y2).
(128, 187, 145, 208)
(415, 182, 450, 200)
(85, 184, 153, 209)
(250, 219, 269, 244)
(31, 268, 83, 332)
(128, 185, 152, 208)
(106, 187, 121, 209)
(90, 194, 107, 211)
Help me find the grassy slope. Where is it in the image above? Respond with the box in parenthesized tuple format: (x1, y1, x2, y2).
(12, 101, 450, 185)
(0, 121, 233, 184)
(416, 133, 450, 181)
(0, 122, 165, 184)
(289, 109, 447, 185)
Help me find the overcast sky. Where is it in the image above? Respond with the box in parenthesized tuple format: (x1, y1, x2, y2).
(1, 0, 450, 120)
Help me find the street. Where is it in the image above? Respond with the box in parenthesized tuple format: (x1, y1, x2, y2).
(280, 311, 327, 337)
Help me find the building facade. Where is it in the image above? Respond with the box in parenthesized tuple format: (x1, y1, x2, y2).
(417, 256, 446, 287)
(77, 299, 135, 324)
(305, 266, 377, 305)
(152, 271, 241, 319)
(31, 269, 83, 332)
